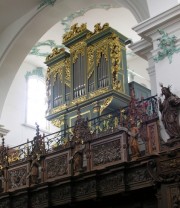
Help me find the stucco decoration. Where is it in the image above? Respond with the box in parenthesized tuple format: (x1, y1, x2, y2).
(38, 0, 56, 9)
(153, 29, 180, 64)
(61, 4, 120, 32)
(25, 67, 44, 80)
(30, 40, 64, 57)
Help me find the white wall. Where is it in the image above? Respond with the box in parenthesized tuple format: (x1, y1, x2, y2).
(147, 0, 179, 17)
(127, 54, 150, 89)
(0, 61, 57, 147)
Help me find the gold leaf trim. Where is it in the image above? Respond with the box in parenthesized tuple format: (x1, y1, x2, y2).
(63, 23, 87, 43)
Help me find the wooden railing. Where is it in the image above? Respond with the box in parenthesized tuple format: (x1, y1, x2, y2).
(0, 96, 160, 193)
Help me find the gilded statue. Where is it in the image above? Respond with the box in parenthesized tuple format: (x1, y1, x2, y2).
(129, 121, 141, 159)
(158, 84, 180, 139)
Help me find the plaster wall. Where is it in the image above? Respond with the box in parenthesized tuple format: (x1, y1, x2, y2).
(147, 0, 179, 17)
(0, 61, 55, 147)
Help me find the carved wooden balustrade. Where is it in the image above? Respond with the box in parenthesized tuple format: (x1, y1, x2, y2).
(0, 96, 160, 195)
(0, 95, 179, 208)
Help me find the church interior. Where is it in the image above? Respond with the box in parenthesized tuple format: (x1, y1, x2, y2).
(0, 0, 180, 207)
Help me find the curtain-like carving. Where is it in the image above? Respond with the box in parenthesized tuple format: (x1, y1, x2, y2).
(73, 54, 85, 98)
(97, 54, 108, 88)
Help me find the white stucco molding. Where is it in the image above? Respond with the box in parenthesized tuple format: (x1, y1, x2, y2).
(132, 4, 180, 39)
(129, 39, 152, 60)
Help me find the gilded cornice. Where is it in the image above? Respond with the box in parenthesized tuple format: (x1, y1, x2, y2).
(89, 87, 109, 98)
(71, 96, 87, 105)
(51, 104, 67, 114)
(63, 23, 87, 43)
(46, 47, 65, 61)
(87, 23, 109, 39)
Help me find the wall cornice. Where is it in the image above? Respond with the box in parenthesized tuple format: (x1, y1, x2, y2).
(132, 4, 180, 39)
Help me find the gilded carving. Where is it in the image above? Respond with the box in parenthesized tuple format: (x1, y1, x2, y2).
(87, 45, 95, 79)
(92, 139, 121, 167)
(8, 167, 27, 189)
(46, 154, 68, 179)
(46, 47, 65, 61)
(51, 104, 67, 114)
(100, 96, 113, 115)
(70, 41, 86, 63)
(109, 34, 123, 89)
(63, 23, 87, 43)
(64, 57, 71, 82)
(89, 87, 109, 98)
(87, 23, 109, 38)
(96, 43, 108, 65)
(51, 118, 64, 128)
(52, 62, 64, 85)
(71, 95, 86, 105)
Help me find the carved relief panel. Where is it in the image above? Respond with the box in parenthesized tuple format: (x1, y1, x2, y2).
(45, 153, 69, 181)
(91, 136, 122, 170)
(73, 179, 96, 200)
(0, 199, 10, 208)
(147, 122, 159, 154)
(51, 185, 71, 206)
(12, 195, 28, 208)
(127, 166, 151, 189)
(7, 165, 28, 191)
(99, 172, 124, 196)
(31, 190, 48, 208)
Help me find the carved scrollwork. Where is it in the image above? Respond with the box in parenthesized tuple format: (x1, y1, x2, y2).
(63, 23, 87, 43)
(87, 23, 109, 38)
(51, 185, 71, 205)
(31, 190, 48, 208)
(99, 173, 124, 194)
(92, 139, 121, 167)
(8, 167, 27, 189)
(46, 154, 68, 179)
(127, 167, 151, 184)
(46, 47, 65, 61)
(74, 180, 96, 197)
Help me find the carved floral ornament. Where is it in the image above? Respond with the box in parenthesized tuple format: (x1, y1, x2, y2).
(153, 29, 180, 64)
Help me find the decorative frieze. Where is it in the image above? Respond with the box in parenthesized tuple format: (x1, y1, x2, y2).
(31, 190, 48, 208)
(73, 180, 96, 199)
(51, 185, 71, 206)
(99, 173, 124, 195)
